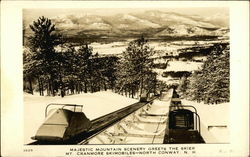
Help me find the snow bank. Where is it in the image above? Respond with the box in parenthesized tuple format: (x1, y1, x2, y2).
(24, 91, 138, 144)
(182, 99, 230, 143)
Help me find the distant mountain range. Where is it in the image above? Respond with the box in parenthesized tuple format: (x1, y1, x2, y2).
(24, 10, 229, 41)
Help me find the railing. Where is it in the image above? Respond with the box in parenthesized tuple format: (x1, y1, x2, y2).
(169, 87, 202, 134)
(193, 112, 201, 134)
(169, 104, 201, 133)
(45, 103, 83, 117)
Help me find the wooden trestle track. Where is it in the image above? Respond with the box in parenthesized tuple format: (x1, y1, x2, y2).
(28, 88, 205, 145)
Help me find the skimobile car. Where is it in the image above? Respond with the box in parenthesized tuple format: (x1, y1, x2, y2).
(31, 104, 92, 142)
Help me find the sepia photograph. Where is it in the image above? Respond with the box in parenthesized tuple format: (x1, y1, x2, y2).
(23, 8, 230, 145)
(1, 1, 249, 157)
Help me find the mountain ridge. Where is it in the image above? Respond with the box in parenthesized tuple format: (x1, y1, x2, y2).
(24, 10, 229, 41)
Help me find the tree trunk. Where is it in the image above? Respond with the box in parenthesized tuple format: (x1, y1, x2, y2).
(125, 87, 127, 97)
(59, 74, 64, 98)
(51, 79, 55, 96)
(38, 77, 42, 96)
(28, 77, 33, 95)
(47, 81, 50, 96)
(90, 80, 94, 93)
(104, 81, 107, 91)
(84, 81, 87, 93)
(139, 77, 143, 97)
(41, 78, 44, 96)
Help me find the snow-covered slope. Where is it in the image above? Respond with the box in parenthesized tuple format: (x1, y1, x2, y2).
(24, 91, 138, 144)
(135, 10, 217, 28)
(182, 99, 229, 143)
(118, 14, 161, 29)
(156, 25, 219, 36)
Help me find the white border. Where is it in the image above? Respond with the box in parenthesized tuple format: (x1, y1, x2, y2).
(1, 1, 249, 157)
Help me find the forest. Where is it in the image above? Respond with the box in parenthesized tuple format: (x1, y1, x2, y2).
(178, 43, 230, 104)
(23, 16, 230, 104)
(23, 16, 165, 98)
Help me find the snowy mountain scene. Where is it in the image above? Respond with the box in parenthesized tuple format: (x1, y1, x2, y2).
(23, 9, 229, 42)
(23, 8, 230, 145)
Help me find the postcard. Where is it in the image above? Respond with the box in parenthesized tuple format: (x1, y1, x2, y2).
(1, 1, 249, 157)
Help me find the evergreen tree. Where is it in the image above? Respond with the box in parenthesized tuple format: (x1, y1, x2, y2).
(23, 47, 35, 94)
(26, 16, 62, 96)
(101, 56, 119, 91)
(116, 36, 155, 97)
(181, 43, 230, 104)
(57, 44, 77, 96)
(76, 44, 93, 93)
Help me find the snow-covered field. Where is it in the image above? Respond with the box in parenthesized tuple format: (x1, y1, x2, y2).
(153, 61, 203, 83)
(24, 91, 138, 144)
(166, 61, 203, 72)
(86, 41, 201, 55)
(89, 42, 129, 55)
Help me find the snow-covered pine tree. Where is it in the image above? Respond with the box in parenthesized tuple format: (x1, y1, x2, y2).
(116, 36, 155, 98)
(26, 16, 62, 96)
(76, 43, 94, 93)
(181, 43, 229, 104)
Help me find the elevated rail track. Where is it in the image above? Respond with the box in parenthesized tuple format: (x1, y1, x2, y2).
(28, 97, 157, 145)
(28, 89, 205, 145)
